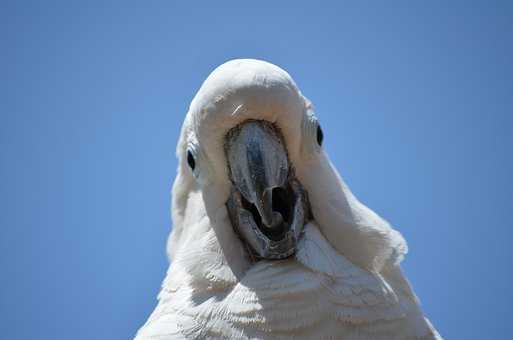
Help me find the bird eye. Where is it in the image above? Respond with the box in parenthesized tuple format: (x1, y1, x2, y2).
(316, 124, 324, 146)
(187, 150, 196, 171)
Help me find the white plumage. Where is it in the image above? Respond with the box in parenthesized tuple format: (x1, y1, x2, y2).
(135, 59, 441, 339)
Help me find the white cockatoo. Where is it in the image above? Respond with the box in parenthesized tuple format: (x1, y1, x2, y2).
(135, 59, 441, 340)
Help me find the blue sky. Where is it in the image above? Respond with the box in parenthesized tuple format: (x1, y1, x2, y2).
(2, 1, 512, 339)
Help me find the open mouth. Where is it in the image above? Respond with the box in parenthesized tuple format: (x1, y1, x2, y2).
(224, 120, 310, 260)
(239, 185, 293, 241)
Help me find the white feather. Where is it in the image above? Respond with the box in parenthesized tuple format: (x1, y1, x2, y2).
(135, 59, 441, 339)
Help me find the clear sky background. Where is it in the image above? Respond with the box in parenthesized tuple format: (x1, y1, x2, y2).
(2, 1, 512, 339)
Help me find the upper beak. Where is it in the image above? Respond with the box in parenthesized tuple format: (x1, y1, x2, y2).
(225, 121, 290, 229)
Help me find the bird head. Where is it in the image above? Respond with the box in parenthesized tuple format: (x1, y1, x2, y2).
(168, 59, 406, 278)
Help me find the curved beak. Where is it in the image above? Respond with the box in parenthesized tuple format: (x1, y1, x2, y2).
(225, 120, 309, 260)
(225, 121, 289, 229)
